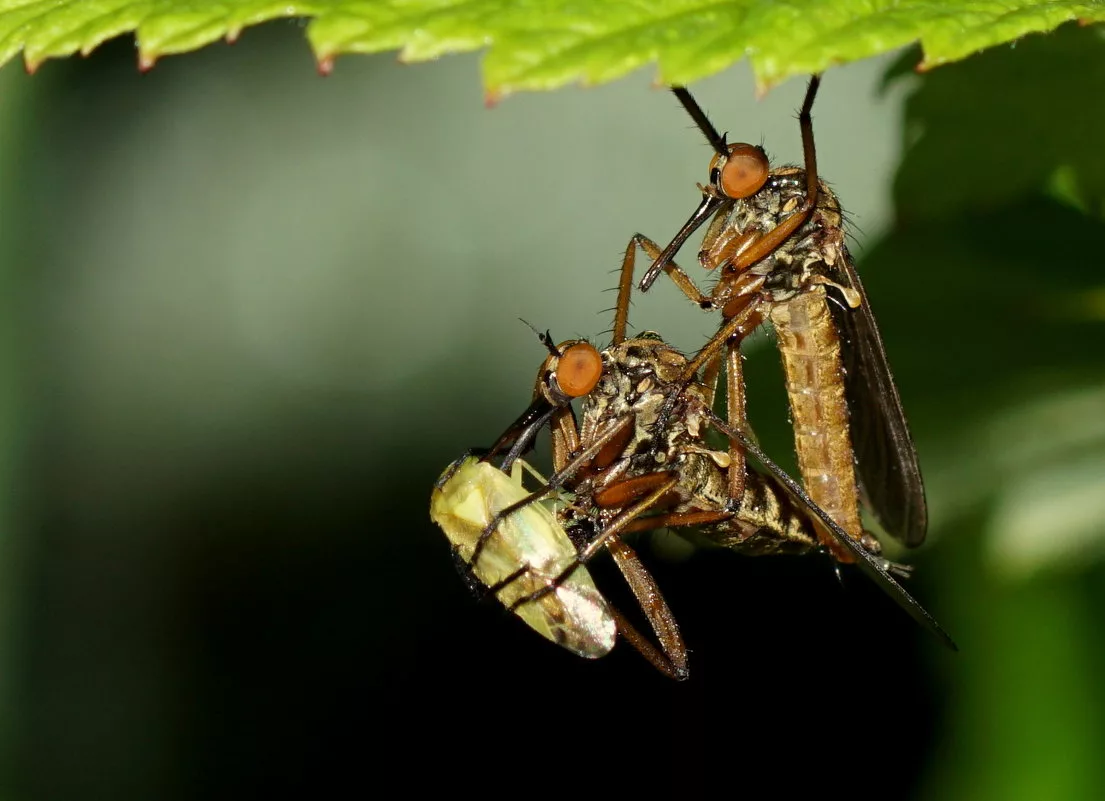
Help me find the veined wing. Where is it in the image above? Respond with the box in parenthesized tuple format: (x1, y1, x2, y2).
(430, 456, 617, 657)
(827, 250, 928, 547)
(703, 409, 954, 650)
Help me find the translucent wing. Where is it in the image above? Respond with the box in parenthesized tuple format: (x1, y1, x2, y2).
(704, 411, 955, 650)
(430, 457, 617, 658)
(827, 251, 928, 547)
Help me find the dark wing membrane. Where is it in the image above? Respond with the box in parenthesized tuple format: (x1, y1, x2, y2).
(702, 409, 955, 650)
(826, 251, 928, 547)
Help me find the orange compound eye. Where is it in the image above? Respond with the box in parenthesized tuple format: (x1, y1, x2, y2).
(709, 143, 768, 199)
(556, 342, 603, 398)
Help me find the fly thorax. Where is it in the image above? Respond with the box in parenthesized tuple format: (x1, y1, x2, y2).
(585, 337, 713, 480)
(670, 450, 729, 511)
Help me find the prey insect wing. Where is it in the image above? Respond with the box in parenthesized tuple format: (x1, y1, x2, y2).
(430, 456, 616, 658)
(432, 423, 691, 678)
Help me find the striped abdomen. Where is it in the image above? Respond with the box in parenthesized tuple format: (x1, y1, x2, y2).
(768, 286, 862, 559)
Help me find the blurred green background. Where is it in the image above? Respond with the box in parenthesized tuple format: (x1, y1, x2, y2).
(0, 20, 1103, 800)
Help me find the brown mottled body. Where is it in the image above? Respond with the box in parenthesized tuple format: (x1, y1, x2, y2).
(566, 334, 822, 559)
(573, 335, 729, 514)
(515, 321, 954, 654)
(701, 467, 818, 556)
(644, 166, 868, 557)
(710, 169, 866, 559)
(638, 77, 928, 551)
(769, 289, 862, 552)
(500, 327, 854, 676)
(552, 183, 875, 561)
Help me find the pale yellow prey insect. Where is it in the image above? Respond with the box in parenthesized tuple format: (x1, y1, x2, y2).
(430, 456, 616, 658)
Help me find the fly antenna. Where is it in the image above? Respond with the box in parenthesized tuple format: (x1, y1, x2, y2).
(671, 87, 728, 159)
(519, 318, 560, 356)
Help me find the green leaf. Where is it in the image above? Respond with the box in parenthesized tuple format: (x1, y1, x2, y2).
(0, 2, 325, 72)
(888, 23, 1105, 222)
(0, 1, 1103, 96)
(862, 44, 1105, 575)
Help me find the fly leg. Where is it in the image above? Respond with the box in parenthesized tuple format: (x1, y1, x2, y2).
(506, 469, 698, 678)
(576, 466, 700, 679)
(433, 448, 491, 489)
(685, 338, 749, 510)
(613, 233, 715, 345)
(470, 416, 634, 568)
(697, 403, 958, 651)
(506, 475, 679, 609)
(508, 396, 702, 679)
(646, 283, 765, 450)
(606, 538, 688, 680)
(723, 336, 748, 502)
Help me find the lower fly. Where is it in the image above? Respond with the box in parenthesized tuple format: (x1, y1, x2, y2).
(518, 327, 953, 654)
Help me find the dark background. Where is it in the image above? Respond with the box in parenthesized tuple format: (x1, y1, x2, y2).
(1, 21, 1103, 800)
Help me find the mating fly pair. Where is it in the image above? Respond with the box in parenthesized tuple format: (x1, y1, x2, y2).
(431, 75, 955, 678)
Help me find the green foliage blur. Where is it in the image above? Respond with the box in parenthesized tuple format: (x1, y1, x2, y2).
(0, 20, 1102, 801)
(878, 27, 1105, 800)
